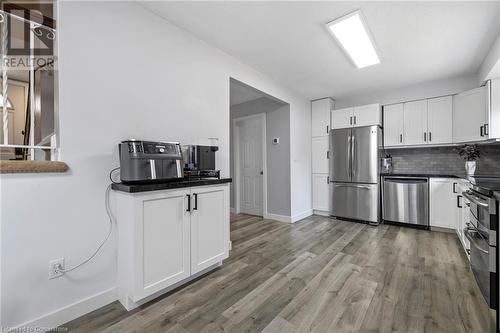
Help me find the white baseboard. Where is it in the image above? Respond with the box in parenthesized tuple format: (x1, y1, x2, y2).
(313, 210, 330, 217)
(292, 209, 313, 222)
(264, 213, 292, 223)
(14, 287, 117, 331)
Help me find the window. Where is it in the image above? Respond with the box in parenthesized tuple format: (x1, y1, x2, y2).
(0, 1, 58, 161)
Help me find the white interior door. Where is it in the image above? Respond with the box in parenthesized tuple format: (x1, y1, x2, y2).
(236, 115, 264, 216)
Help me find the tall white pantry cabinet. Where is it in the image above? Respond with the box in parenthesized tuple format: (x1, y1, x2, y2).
(311, 98, 334, 215)
(114, 183, 230, 310)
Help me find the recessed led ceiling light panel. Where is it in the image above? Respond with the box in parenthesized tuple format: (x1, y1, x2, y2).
(326, 10, 380, 69)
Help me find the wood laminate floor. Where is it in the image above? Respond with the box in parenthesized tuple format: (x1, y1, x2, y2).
(64, 214, 493, 333)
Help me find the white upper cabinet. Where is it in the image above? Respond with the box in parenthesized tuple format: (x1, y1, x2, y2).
(453, 86, 488, 143)
(383, 103, 404, 147)
(312, 136, 329, 174)
(353, 104, 382, 127)
(311, 98, 334, 137)
(427, 96, 453, 145)
(331, 107, 354, 129)
(490, 79, 500, 140)
(332, 103, 381, 129)
(403, 100, 428, 145)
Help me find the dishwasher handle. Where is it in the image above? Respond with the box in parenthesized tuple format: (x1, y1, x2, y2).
(384, 178, 428, 184)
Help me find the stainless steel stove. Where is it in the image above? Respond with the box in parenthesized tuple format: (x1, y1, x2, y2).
(463, 176, 499, 332)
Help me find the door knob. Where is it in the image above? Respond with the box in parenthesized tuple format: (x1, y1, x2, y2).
(260, 171, 263, 175)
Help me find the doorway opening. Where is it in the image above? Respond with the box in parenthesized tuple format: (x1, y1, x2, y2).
(229, 78, 291, 219)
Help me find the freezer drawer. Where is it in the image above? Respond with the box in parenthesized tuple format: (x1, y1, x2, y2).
(382, 178, 428, 226)
(330, 183, 379, 223)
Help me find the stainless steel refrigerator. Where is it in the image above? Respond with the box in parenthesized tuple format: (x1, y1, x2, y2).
(329, 125, 381, 224)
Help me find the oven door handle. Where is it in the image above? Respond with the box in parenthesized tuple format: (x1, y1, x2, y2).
(464, 228, 489, 254)
(463, 191, 489, 208)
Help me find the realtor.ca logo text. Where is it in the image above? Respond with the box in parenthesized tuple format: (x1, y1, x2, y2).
(1, 1, 56, 71)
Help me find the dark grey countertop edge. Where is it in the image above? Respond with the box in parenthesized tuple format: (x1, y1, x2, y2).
(380, 173, 460, 178)
(112, 178, 232, 193)
(381, 173, 500, 182)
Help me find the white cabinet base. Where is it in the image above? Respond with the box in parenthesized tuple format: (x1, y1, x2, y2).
(119, 261, 223, 311)
(115, 184, 230, 311)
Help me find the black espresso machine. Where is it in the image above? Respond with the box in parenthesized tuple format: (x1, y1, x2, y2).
(118, 140, 184, 184)
(182, 145, 220, 179)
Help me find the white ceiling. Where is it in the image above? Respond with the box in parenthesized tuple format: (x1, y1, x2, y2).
(142, 1, 500, 100)
(230, 80, 266, 106)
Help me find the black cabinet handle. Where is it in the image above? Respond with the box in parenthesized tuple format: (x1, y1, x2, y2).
(428, 132, 432, 142)
(480, 125, 484, 137)
(354, 116, 357, 125)
(350, 116, 353, 125)
(457, 195, 462, 208)
(453, 182, 457, 193)
(327, 151, 329, 159)
(186, 194, 191, 212)
(326, 125, 329, 134)
(193, 193, 198, 210)
(400, 134, 403, 143)
(484, 124, 489, 136)
(424, 132, 426, 142)
(327, 176, 330, 184)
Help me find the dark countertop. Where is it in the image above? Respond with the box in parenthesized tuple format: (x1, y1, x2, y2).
(112, 178, 232, 193)
(380, 173, 459, 178)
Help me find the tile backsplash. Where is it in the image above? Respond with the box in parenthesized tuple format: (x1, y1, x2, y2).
(385, 144, 500, 175)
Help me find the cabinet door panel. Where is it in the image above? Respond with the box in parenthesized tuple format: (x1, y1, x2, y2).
(403, 100, 428, 145)
(427, 96, 453, 145)
(453, 86, 488, 143)
(312, 99, 332, 137)
(383, 103, 404, 146)
(135, 189, 191, 300)
(191, 186, 229, 274)
(332, 107, 354, 129)
(429, 179, 455, 229)
(312, 174, 329, 212)
(353, 104, 381, 127)
(312, 137, 329, 174)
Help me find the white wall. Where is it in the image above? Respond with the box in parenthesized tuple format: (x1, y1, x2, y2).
(334, 74, 478, 108)
(0, 1, 310, 328)
(478, 32, 500, 82)
(230, 98, 291, 216)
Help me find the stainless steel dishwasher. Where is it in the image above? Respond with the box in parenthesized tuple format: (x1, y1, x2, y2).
(382, 177, 429, 226)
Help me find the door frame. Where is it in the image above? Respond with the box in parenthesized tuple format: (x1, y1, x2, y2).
(233, 112, 267, 217)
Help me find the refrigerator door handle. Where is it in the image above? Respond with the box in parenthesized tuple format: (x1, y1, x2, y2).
(351, 135, 356, 178)
(334, 184, 371, 189)
(347, 135, 351, 179)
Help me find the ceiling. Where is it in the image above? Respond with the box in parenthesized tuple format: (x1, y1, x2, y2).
(142, 1, 500, 100)
(230, 79, 267, 106)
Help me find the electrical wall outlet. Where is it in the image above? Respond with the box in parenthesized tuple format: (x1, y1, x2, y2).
(49, 258, 65, 279)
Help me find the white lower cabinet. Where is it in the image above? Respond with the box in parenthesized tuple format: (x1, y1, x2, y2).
(190, 186, 228, 274)
(312, 174, 329, 213)
(454, 181, 471, 256)
(429, 178, 455, 229)
(115, 184, 230, 310)
(312, 136, 329, 174)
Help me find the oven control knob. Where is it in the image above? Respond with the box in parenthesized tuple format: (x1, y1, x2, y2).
(159, 148, 165, 153)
